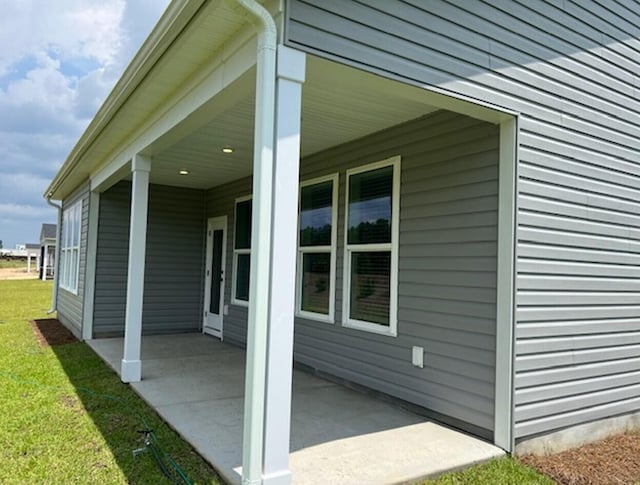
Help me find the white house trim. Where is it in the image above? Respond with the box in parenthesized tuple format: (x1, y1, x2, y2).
(261, 44, 306, 485)
(240, 0, 278, 482)
(494, 116, 519, 451)
(59, 200, 82, 294)
(91, 34, 258, 194)
(342, 156, 401, 338)
(121, 154, 151, 383)
(296, 172, 339, 324)
(45, 0, 206, 199)
(232, 194, 253, 307)
(82, 190, 100, 341)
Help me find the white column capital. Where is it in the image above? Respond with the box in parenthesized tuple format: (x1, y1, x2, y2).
(276, 45, 305, 84)
(132, 153, 151, 173)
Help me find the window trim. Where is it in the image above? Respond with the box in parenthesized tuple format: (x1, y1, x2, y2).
(342, 156, 401, 337)
(60, 199, 82, 295)
(296, 173, 339, 323)
(231, 194, 252, 307)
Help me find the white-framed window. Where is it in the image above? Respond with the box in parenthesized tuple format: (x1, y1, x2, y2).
(296, 173, 338, 323)
(343, 156, 400, 336)
(232, 195, 252, 306)
(60, 200, 82, 294)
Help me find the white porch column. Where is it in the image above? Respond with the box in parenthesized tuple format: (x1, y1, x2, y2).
(82, 191, 100, 341)
(41, 244, 48, 280)
(27, 254, 31, 273)
(121, 154, 151, 383)
(261, 46, 305, 485)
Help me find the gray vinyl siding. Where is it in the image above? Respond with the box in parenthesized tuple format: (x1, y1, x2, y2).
(208, 112, 500, 435)
(284, 0, 640, 439)
(93, 181, 129, 332)
(57, 181, 90, 338)
(93, 181, 206, 336)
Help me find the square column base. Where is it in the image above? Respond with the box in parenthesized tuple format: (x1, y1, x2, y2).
(121, 359, 142, 383)
(263, 470, 292, 485)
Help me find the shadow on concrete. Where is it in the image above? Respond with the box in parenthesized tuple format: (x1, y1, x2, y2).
(36, 319, 220, 484)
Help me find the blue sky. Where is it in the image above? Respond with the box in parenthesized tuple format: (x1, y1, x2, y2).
(0, 0, 170, 249)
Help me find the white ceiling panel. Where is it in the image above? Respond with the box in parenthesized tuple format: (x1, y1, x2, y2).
(148, 55, 438, 189)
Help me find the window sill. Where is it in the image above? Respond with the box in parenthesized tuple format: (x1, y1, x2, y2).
(295, 310, 334, 324)
(342, 318, 397, 337)
(59, 286, 79, 297)
(231, 299, 249, 308)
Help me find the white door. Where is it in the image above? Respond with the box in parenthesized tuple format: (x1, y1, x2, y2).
(203, 216, 227, 338)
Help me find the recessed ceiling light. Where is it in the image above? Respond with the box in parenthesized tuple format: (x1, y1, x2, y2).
(179, 170, 189, 175)
(222, 146, 234, 154)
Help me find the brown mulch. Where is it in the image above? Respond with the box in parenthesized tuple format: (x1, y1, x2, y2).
(520, 432, 640, 485)
(30, 318, 78, 347)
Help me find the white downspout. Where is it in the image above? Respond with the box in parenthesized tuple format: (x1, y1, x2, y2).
(46, 197, 62, 314)
(233, 1, 277, 484)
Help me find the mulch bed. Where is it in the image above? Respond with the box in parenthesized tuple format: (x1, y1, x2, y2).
(30, 318, 78, 347)
(520, 432, 640, 484)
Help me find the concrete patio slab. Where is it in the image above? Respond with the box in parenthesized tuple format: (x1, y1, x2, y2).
(88, 334, 504, 484)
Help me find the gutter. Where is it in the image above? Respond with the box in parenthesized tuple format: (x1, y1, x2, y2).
(233, 1, 277, 484)
(45, 197, 63, 314)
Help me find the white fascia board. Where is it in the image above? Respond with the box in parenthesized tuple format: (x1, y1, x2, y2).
(91, 31, 258, 193)
(46, 0, 206, 199)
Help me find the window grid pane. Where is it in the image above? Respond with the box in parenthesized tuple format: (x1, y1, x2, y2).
(235, 253, 250, 302)
(349, 251, 391, 326)
(235, 200, 252, 249)
(71, 248, 79, 291)
(300, 252, 330, 315)
(60, 201, 81, 293)
(347, 166, 393, 245)
(300, 181, 333, 247)
(72, 205, 80, 246)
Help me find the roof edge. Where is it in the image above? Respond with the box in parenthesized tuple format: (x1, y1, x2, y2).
(44, 0, 206, 200)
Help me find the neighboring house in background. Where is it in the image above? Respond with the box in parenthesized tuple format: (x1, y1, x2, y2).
(39, 223, 57, 280)
(1, 244, 39, 272)
(25, 243, 40, 274)
(44, 1, 640, 483)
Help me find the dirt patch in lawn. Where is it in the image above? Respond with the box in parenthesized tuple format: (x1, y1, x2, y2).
(521, 432, 640, 484)
(30, 318, 78, 347)
(0, 267, 38, 280)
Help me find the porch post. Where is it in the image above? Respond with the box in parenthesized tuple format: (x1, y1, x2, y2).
(82, 190, 100, 341)
(121, 154, 151, 383)
(41, 244, 48, 280)
(262, 45, 305, 485)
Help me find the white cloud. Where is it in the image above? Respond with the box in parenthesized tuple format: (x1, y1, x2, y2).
(0, 0, 170, 248)
(0, 173, 52, 206)
(0, 1, 126, 77)
(0, 203, 54, 221)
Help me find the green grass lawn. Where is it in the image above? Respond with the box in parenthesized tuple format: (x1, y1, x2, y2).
(0, 279, 220, 484)
(420, 456, 554, 484)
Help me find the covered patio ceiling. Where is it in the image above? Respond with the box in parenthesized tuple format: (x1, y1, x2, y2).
(144, 54, 439, 190)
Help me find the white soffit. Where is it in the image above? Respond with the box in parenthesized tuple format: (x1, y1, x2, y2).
(148, 54, 438, 189)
